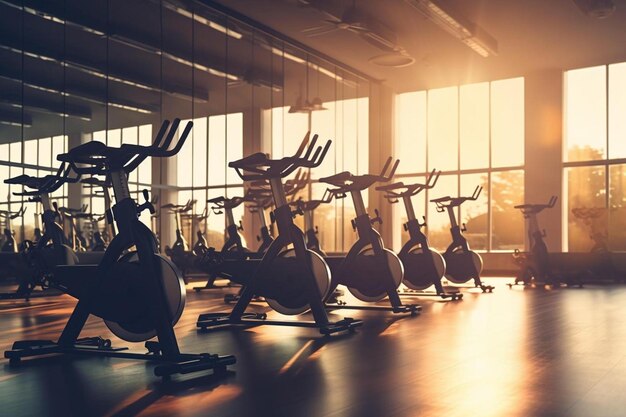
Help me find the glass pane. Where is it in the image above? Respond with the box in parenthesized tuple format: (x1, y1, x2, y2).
(208, 115, 226, 186)
(177, 119, 194, 188)
(491, 77, 524, 167)
(107, 129, 121, 148)
(226, 113, 243, 185)
(177, 190, 194, 246)
(609, 62, 626, 159)
(427, 174, 458, 251)
(311, 101, 336, 178)
(312, 182, 337, 253)
(460, 173, 488, 250)
(566, 166, 606, 251)
(460, 83, 489, 170)
(609, 164, 626, 251)
(24, 139, 37, 166)
(138, 125, 152, 185)
(205, 188, 225, 248)
(427, 87, 458, 171)
(39, 137, 52, 169)
(491, 170, 524, 250)
(192, 117, 208, 188)
(564, 66, 606, 162)
(391, 176, 426, 252)
(395, 91, 427, 174)
(357, 95, 369, 175)
(342, 99, 358, 175)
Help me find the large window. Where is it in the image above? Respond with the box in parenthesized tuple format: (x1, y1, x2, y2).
(0, 0, 372, 255)
(91, 125, 153, 226)
(175, 113, 244, 248)
(394, 78, 525, 252)
(564, 63, 626, 251)
(0, 136, 68, 242)
(263, 96, 369, 253)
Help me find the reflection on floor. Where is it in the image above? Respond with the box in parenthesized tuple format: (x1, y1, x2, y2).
(1, 279, 625, 417)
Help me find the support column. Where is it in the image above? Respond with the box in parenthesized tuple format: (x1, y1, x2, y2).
(67, 133, 89, 211)
(524, 69, 563, 251)
(368, 82, 395, 246)
(155, 121, 177, 252)
(242, 108, 263, 249)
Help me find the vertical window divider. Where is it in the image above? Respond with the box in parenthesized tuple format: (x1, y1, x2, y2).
(487, 82, 493, 252)
(605, 65, 610, 234)
(424, 90, 430, 226)
(456, 86, 461, 223)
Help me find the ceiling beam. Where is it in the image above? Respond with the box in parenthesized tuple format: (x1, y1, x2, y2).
(0, 95, 91, 121)
(0, 108, 32, 127)
(0, 73, 157, 115)
(8, 0, 242, 83)
(0, 0, 210, 103)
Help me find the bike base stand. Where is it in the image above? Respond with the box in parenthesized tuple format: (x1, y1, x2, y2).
(193, 283, 234, 292)
(0, 288, 63, 301)
(325, 302, 421, 315)
(196, 312, 363, 335)
(398, 289, 463, 301)
(445, 282, 494, 293)
(5, 337, 236, 380)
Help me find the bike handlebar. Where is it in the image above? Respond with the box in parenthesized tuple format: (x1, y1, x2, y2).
(513, 196, 558, 213)
(431, 185, 482, 208)
(6, 163, 80, 196)
(58, 119, 191, 176)
(320, 156, 400, 194)
(377, 169, 441, 200)
(228, 132, 331, 181)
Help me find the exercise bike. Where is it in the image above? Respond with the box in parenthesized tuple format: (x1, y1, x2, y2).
(0, 164, 78, 301)
(0, 206, 25, 253)
(163, 199, 196, 280)
(508, 196, 559, 287)
(57, 204, 90, 252)
(4, 119, 236, 379)
(570, 207, 621, 283)
(376, 170, 462, 300)
(197, 132, 362, 334)
(319, 158, 420, 315)
(247, 187, 275, 253)
(191, 206, 210, 256)
(193, 194, 252, 293)
(195, 172, 308, 294)
(82, 176, 117, 251)
(431, 186, 493, 292)
(293, 189, 334, 256)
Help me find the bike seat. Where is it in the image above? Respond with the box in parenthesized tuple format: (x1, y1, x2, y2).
(318, 171, 352, 186)
(375, 182, 406, 192)
(81, 177, 111, 188)
(207, 196, 227, 205)
(228, 152, 270, 170)
(208, 196, 248, 210)
(431, 196, 452, 203)
(5, 163, 77, 194)
(4, 174, 52, 189)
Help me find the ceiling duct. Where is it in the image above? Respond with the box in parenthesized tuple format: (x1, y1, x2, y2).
(404, 0, 498, 58)
(571, 0, 616, 18)
(301, 3, 414, 66)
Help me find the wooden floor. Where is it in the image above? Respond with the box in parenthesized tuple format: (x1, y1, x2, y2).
(1, 279, 625, 417)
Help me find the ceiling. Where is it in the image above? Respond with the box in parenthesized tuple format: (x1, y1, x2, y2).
(211, 0, 626, 92)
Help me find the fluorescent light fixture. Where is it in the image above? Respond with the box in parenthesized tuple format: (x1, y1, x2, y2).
(404, 0, 498, 57)
(269, 46, 306, 64)
(162, 2, 243, 40)
(262, 42, 356, 87)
